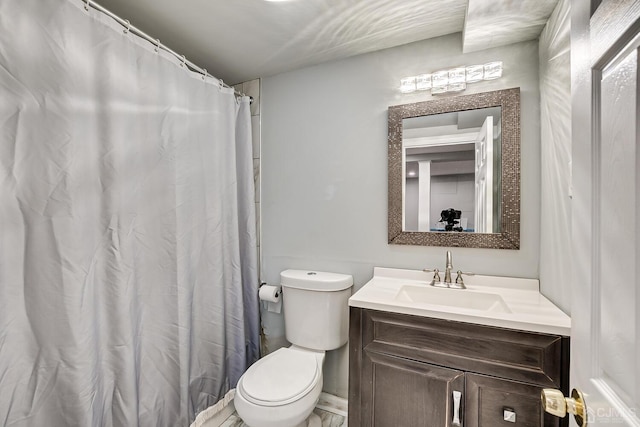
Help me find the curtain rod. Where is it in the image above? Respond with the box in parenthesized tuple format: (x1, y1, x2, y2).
(81, 0, 250, 101)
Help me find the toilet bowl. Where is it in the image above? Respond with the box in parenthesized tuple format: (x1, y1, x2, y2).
(234, 346, 325, 427)
(234, 270, 353, 427)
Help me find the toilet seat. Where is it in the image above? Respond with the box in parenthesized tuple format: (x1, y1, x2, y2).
(238, 348, 320, 407)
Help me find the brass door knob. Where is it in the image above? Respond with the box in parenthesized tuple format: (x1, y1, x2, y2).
(541, 388, 588, 426)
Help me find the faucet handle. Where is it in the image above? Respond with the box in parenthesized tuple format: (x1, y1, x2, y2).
(423, 268, 441, 284)
(453, 270, 474, 289)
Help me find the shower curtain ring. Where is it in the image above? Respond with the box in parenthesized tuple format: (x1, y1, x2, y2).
(84, 0, 90, 11)
(123, 20, 131, 34)
(154, 39, 160, 53)
(202, 69, 207, 81)
(219, 79, 224, 90)
(180, 55, 186, 68)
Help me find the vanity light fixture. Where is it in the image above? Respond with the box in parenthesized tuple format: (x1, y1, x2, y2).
(415, 74, 432, 90)
(447, 67, 466, 92)
(432, 70, 449, 91)
(400, 61, 503, 94)
(465, 64, 484, 82)
(400, 76, 417, 93)
(448, 67, 466, 84)
(483, 61, 503, 79)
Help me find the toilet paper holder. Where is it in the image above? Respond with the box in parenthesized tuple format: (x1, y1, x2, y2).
(259, 283, 282, 313)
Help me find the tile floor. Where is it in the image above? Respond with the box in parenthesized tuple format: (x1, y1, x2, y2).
(193, 392, 348, 427)
(219, 408, 346, 427)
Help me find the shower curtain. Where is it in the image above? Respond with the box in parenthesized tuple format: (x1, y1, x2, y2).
(0, 0, 260, 425)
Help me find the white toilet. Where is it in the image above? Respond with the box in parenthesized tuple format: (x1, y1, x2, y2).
(234, 270, 353, 427)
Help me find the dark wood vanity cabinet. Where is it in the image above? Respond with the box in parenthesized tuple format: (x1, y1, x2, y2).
(348, 308, 570, 427)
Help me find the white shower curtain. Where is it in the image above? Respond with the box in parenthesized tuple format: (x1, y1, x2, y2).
(0, 0, 260, 425)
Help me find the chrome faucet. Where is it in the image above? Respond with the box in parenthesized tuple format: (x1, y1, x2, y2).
(444, 250, 453, 285)
(424, 250, 471, 289)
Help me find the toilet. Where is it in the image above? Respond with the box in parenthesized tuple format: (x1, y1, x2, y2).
(234, 270, 353, 427)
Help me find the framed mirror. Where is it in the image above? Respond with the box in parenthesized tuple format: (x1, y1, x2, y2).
(388, 87, 520, 249)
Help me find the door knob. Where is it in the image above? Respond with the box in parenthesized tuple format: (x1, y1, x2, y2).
(541, 388, 588, 426)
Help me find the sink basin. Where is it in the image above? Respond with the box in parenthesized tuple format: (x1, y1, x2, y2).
(395, 285, 512, 313)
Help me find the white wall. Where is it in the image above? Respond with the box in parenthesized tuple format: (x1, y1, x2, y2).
(539, 0, 572, 314)
(261, 33, 541, 397)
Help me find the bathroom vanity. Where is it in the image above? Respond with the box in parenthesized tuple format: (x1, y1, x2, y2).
(348, 268, 571, 427)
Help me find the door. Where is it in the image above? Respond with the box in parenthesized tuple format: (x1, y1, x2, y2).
(466, 374, 563, 427)
(361, 350, 465, 426)
(475, 116, 494, 233)
(569, 1, 640, 425)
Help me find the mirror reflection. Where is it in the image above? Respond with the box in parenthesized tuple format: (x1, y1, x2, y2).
(403, 107, 502, 233)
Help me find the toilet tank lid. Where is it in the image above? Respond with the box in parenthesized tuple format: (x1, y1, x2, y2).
(280, 270, 353, 291)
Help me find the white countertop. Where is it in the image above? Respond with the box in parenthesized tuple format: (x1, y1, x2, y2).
(348, 267, 571, 336)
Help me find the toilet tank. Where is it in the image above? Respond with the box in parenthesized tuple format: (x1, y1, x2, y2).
(280, 270, 353, 351)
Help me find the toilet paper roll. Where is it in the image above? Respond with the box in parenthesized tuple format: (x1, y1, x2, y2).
(259, 285, 281, 303)
(259, 285, 282, 313)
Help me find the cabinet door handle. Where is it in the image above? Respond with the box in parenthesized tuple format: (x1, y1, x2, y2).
(452, 390, 462, 426)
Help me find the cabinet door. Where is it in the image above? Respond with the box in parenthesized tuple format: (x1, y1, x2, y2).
(360, 350, 465, 427)
(465, 373, 565, 427)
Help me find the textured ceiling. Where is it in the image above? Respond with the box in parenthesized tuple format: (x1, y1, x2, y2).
(464, 0, 560, 52)
(94, 0, 558, 85)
